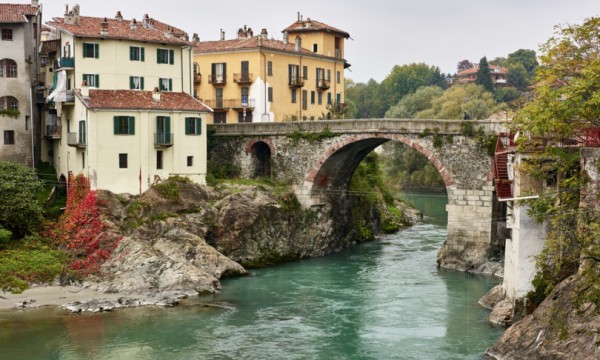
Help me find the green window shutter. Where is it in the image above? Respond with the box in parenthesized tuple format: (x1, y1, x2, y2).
(141, 77, 144, 90)
(129, 76, 134, 89)
(185, 118, 191, 135)
(95, 75, 100, 88)
(165, 116, 171, 143)
(169, 49, 174, 65)
(130, 46, 134, 61)
(169, 79, 173, 91)
(196, 118, 201, 135)
(157, 49, 160, 63)
(128, 117, 135, 135)
(94, 43, 99, 58)
(141, 47, 145, 62)
(113, 116, 119, 134)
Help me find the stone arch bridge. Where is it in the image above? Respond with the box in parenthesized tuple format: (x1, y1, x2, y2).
(209, 119, 508, 271)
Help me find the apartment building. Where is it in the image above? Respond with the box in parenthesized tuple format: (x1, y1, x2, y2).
(42, 5, 210, 194)
(0, 1, 41, 166)
(456, 64, 508, 88)
(193, 15, 350, 123)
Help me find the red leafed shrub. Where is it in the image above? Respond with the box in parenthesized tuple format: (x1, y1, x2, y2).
(50, 173, 121, 276)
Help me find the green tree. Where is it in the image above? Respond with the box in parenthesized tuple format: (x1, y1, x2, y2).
(495, 87, 521, 103)
(385, 86, 444, 118)
(506, 63, 530, 91)
(506, 48, 539, 76)
(456, 59, 473, 73)
(0, 161, 44, 239)
(475, 57, 495, 92)
(428, 84, 499, 120)
(381, 63, 448, 107)
(489, 56, 507, 67)
(514, 17, 600, 308)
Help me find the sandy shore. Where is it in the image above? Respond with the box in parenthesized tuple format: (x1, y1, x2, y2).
(0, 286, 122, 311)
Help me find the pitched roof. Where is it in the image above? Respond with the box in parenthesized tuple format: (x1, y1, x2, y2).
(83, 90, 210, 112)
(457, 64, 507, 76)
(283, 18, 349, 38)
(0, 3, 38, 23)
(47, 16, 190, 46)
(194, 36, 314, 55)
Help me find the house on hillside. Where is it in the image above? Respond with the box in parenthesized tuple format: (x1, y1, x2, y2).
(0, 1, 42, 166)
(41, 5, 210, 194)
(193, 14, 350, 123)
(455, 64, 508, 88)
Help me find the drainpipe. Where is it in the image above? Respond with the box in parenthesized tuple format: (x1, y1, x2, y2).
(260, 49, 267, 122)
(29, 88, 35, 167)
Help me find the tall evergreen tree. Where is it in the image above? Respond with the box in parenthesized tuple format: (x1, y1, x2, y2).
(475, 57, 495, 93)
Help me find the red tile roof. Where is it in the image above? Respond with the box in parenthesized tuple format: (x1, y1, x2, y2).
(0, 3, 39, 23)
(283, 18, 349, 38)
(83, 90, 210, 112)
(48, 16, 190, 46)
(457, 64, 507, 76)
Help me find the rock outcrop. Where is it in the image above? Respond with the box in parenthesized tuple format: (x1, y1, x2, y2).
(485, 276, 600, 359)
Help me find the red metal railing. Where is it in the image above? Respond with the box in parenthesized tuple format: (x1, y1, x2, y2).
(494, 133, 513, 199)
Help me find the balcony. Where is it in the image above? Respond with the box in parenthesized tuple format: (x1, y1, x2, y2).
(208, 74, 226, 85)
(316, 79, 331, 91)
(289, 76, 304, 88)
(233, 73, 253, 85)
(45, 124, 61, 139)
(52, 57, 75, 71)
(194, 73, 202, 84)
(154, 132, 174, 147)
(204, 99, 233, 111)
(67, 132, 86, 148)
(231, 98, 256, 110)
(64, 89, 75, 104)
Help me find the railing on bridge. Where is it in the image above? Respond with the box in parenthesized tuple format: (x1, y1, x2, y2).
(494, 133, 513, 200)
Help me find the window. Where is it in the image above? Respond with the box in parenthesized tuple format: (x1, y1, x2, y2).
(187, 156, 193, 167)
(4, 131, 14, 145)
(267, 87, 273, 102)
(119, 153, 128, 169)
(303, 66, 308, 80)
(0, 96, 18, 110)
(211, 63, 226, 83)
(185, 117, 202, 135)
(302, 90, 307, 110)
(82, 43, 99, 58)
(336, 93, 341, 105)
(337, 71, 341, 84)
(311, 91, 315, 105)
(0, 59, 17, 78)
(289, 64, 300, 84)
(291, 89, 297, 103)
(327, 69, 331, 81)
(156, 151, 163, 170)
(267, 61, 273, 76)
(130, 46, 145, 61)
(313, 44, 318, 53)
(78, 121, 86, 144)
(83, 74, 99, 87)
(113, 116, 135, 135)
(316, 68, 325, 86)
(318, 92, 323, 105)
(1, 29, 13, 41)
(241, 87, 249, 105)
(130, 76, 144, 90)
(156, 116, 171, 144)
(157, 48, 174, 64)
(159, 78, 172, 91)
(327, 92, 332, 105)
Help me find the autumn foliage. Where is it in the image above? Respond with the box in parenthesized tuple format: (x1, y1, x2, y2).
(50, 173, 120, 276)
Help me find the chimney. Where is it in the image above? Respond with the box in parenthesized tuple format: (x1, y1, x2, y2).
(258, 36, 263, 47)
(192, 33, 200, 43)
(100, 18, 109, 36)
(164, 27, 173, 38)
(248, 27, 254, 37)
(80, 80, 89, 97)
(31, 0, 38, 6)
(283, 31, 289, 45)
(220, 29, 225, 41)
(115, 11, 123, 22)
(142, 14, 150, 28)
(237, 28, 244, 39)
(295, 36, 301, 52)
(152, 87, 161, 101)
(130, 18, 137, 30)
(261, 28, 268, 40)
(297, 12, 301, 21)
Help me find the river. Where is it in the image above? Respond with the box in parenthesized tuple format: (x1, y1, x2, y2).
(0, 193, 504, 359)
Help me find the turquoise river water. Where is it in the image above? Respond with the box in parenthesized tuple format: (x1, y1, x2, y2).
(0, 193, 504, 359)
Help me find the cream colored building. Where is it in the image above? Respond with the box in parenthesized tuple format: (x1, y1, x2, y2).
(193, 15, 350, 123)
(42, 5, 209, 194)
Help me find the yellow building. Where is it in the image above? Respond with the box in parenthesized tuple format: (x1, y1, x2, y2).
(42, 5, 210, 194)
(193, 15, 350, 123)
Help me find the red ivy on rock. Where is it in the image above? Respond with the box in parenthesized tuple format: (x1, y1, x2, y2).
(50, 173, 121, 276)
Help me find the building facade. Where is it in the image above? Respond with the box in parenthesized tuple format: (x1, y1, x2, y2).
(193, 15, 350, 123)
(42, 5, 209, 194)
(0, 1, 41, 166)
(456, 64, 508, 88)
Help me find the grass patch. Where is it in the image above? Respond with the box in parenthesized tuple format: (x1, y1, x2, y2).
(0, 249, 68, 293)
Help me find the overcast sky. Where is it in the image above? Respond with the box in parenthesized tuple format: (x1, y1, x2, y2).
(10, 0, 600, 83)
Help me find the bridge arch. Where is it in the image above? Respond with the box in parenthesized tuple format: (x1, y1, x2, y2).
(245, 139, 274, 178)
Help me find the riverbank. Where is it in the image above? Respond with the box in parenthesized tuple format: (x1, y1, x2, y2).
(0, 285, 121, 311)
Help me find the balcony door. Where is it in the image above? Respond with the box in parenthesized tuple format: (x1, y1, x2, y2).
(216, 88, 223, 108)
(241, 61, 249, 82)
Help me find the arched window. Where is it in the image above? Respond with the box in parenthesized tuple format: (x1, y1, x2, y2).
(0, 96, 18, 110)
(0, 59, 17, 78)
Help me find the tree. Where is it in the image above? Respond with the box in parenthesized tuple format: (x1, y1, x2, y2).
(495, 87, 521, 103)
(506, 49, 539, 76)
(475, 57, 495, 92)
(428, 83, 499, 120)
(489, 56, 507, 67)
(513, 17, 600, 309)
(0, 161, 43, 239)
(380, 63, 448, 109)
(385, 86, 444, 118)
(506, 63, 530, 91)
(456, 59, 474, 73)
